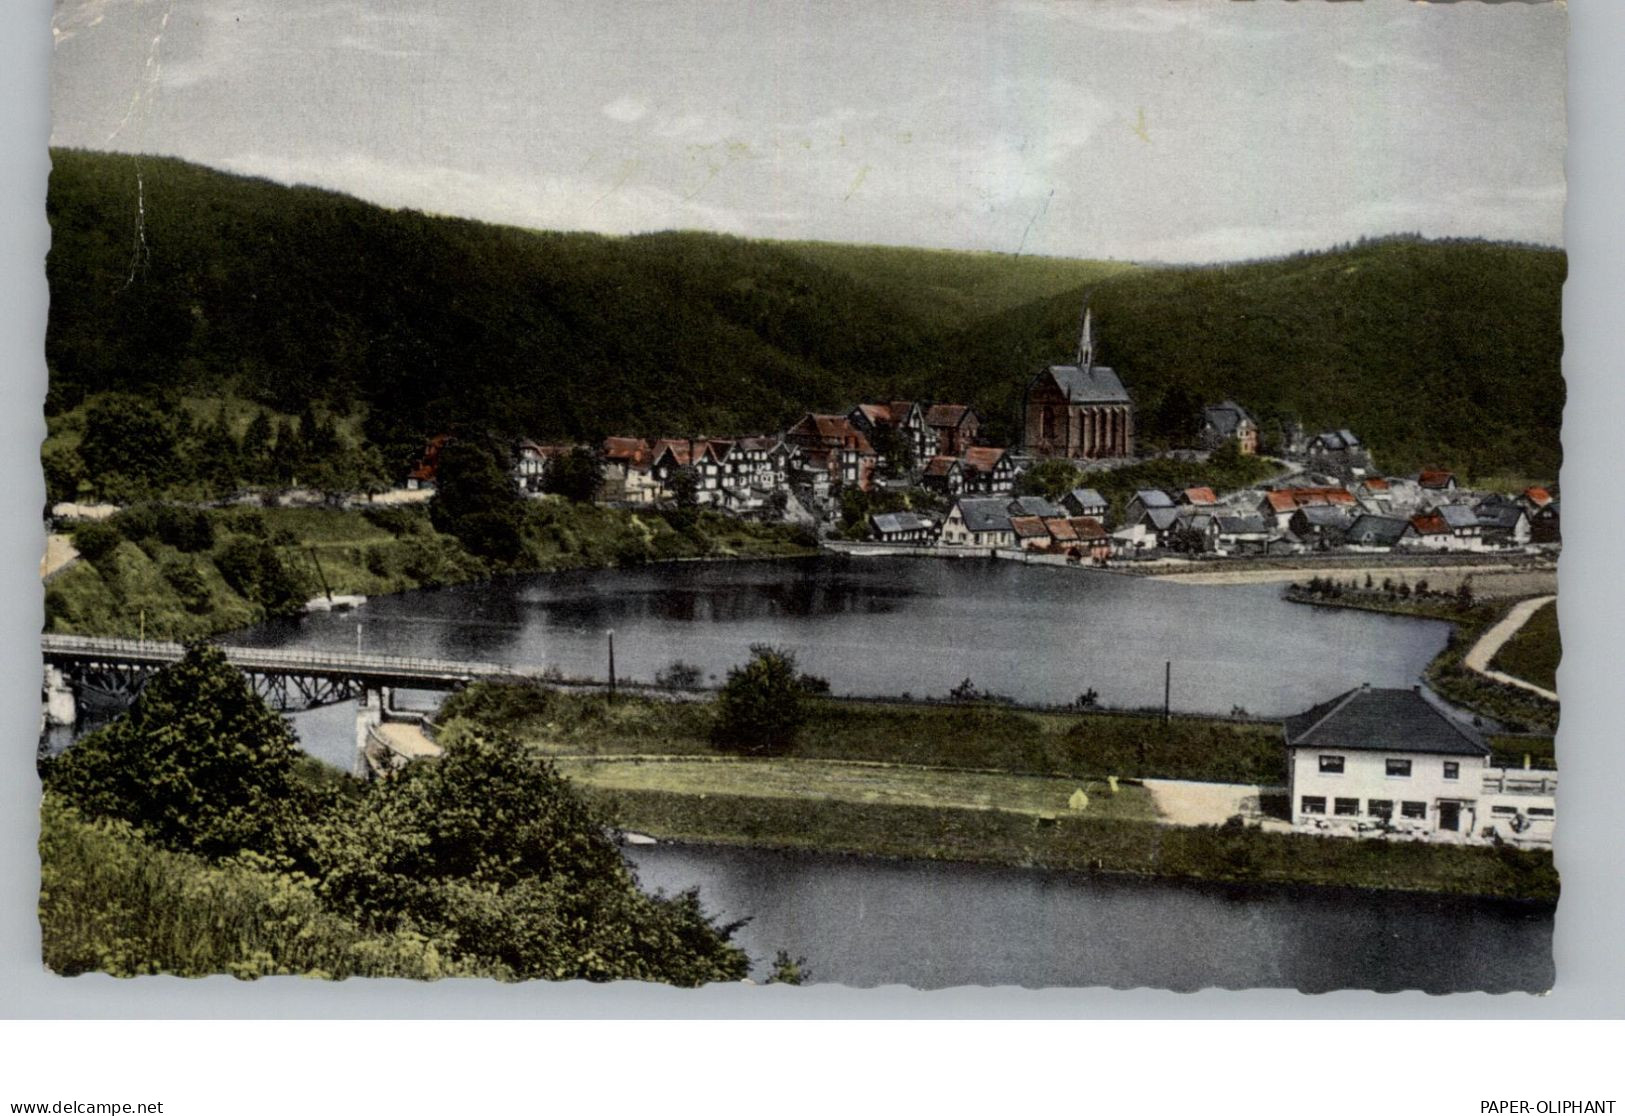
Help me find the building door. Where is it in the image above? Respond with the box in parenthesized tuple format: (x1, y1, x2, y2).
(1438, 802, 1460, 832)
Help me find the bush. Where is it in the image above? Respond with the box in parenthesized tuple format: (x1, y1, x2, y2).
(711, 645, 808, 755)
(44, 644, 314, 861)
(69, 520, 123, 565)
(656, 661, 705, 690)
(214, 536, 310, 617)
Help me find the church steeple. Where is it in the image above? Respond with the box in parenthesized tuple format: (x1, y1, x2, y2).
(1077, 304, 1094, 372)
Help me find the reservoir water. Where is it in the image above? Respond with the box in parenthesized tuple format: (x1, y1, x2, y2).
(626, 843, 1554, 993)
(55, 558, 1548, 991)
(227, 556, 1452, 717)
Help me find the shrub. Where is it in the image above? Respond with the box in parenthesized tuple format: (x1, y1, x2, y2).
(69, 520, 123, 565)
(656, 661, 705, 690)
(711, 645, 808, 755)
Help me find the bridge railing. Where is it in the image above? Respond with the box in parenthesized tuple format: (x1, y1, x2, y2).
(41, 634, 534, 682)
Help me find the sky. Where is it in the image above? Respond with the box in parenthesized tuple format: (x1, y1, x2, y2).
(48, 0, 1567, 264)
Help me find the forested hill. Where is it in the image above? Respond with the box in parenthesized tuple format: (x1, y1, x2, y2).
(47, 149, 1563, 478)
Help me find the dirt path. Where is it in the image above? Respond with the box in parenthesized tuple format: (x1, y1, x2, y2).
(40, 534, 79, 581)
(1463, 595, 1559, 702)
(1152, 565, 1557, 597)
(1141, 778, 1265, 826)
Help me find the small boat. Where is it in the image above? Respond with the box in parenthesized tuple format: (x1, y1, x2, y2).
(305, 594, 368, 613)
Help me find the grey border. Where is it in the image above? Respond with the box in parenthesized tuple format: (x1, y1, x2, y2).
(3, 0, 1618, 1020)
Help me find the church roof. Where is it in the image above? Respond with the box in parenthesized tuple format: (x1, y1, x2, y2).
(1042, 363, 1132, 405)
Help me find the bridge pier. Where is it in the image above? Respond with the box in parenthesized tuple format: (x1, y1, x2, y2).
(42, 666, 76, 727)
(353, 686, 391, 779)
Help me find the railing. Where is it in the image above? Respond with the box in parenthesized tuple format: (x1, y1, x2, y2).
(40, 633, 530, 684)
(1482, 772, 1558, 796)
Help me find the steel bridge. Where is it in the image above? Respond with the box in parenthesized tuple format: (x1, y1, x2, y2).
(40, 633, 534, 713)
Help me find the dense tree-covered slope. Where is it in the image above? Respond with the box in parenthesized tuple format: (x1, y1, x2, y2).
(47, 150, 1563, 478)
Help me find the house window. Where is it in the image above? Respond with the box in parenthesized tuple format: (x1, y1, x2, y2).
(1367, 800, 1393, 820)
(1491, 806, 1519, 817)
(1300, 796, 1327, 816)
(1443, 761, 1460, 780)
(1318, 755, 1345, 775)
(1401, 802, 1427, 820)
(1334, 798, 1360, 817)
(1528, 808, 1555, 818)
(1385, 758, 1412, 777)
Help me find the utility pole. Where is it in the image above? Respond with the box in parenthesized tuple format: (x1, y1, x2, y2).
(1163, 660, 1171, 726)
(607, 629, 616, 702)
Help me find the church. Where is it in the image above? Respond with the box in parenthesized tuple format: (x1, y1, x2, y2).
(1022, 306, 1135, 460)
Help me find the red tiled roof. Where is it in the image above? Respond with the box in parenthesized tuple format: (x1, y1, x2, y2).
(1182, 487, 1217, 506)
(602, 436, 650, 463)
(1360, 477, 1391, 492)
(1419, 469, 1456, 489)
(1045, 517, 1079, 542)
(1408, 513, 1449, 536)
(961, 446, 1006, 472)
(1009, 515, 1049, 539)
(923, 455, 960, 477)
(1523, 486, 1552, 507)
(1068, 518, 1108, 540)
(925, 403, 972, 428)
(1263, 491, 1298, 513)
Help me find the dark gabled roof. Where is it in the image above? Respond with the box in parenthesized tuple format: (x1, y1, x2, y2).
(1215, 514, 1272, 535)
(1140, 506, 1182, 531)
(1346, 514, 1408, 546)
(1437, 503, 1481, 530)
(1203, 401, 1253, 437)
(1132, 488, 1173, 509)
(1007, 495, 1066, 519)
(1293, 505, 1353, 528)
(925, 403, 976, 429)
(1477, 504, 1529, 530)
(1041, 363, 1132, 404)
(953, 497, 1014, 534)
(1284, 686, 1489, 757)
(1064, 487, 1107, 509)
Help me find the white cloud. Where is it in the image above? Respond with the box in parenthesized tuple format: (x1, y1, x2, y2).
(601, 96, 649, 124)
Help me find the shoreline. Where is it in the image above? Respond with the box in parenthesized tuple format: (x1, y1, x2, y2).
(607, 794, 1557, 905)
(629, 831, 1559, 911)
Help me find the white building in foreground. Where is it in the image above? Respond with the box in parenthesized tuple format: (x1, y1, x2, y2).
(1285, 685, 1554, 848)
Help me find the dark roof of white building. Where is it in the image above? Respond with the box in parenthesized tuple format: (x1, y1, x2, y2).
(953, 497, 1015, 534)
(1284, 686, 1489, 756)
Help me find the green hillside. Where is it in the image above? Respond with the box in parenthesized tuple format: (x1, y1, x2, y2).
(46, 149, 1563, 480)
(933, 240, 1566, 476)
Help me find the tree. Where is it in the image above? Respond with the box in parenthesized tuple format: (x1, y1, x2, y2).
(868, 424, 914, 480)
(766, 950, 810, 985)
(1153, 383, 1204, 448)
(213, 536, 311, 617)
(429, 436, 525, 562)
(1017, 458, 1085, 500)
(313, 728, 749, 985)
(666, 466, 700, 510)
(542, 447, 604, 504)
(44, 644, 312, 860)
(42, 445, 85, 506)
(77, 393, 180, 493)
(711, 645, 808, 755)
(1166, 522, 1207, 554)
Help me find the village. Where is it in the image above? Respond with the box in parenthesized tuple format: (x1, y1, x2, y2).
(409, 309, 1560, 565)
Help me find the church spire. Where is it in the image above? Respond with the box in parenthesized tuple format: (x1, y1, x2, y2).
(1076, 303, 1094, 372)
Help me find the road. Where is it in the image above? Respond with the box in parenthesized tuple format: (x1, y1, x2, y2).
(1462, 595, 1559, 702)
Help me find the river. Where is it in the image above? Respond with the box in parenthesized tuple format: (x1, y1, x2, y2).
(226, 556, 1452, 717)
(626, 843, 1554, 993)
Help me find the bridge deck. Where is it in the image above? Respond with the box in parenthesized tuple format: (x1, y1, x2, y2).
(40, 634, 533, 690)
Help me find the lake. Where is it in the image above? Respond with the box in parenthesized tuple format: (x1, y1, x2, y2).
(228, 556, 1452, 718)
(626, 843, 1554, 993)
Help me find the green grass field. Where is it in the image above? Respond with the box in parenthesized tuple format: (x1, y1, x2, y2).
(445, 689, 1288, 785)
(1491, 599, 1561, 693)
(556, 755, 1156, 822)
